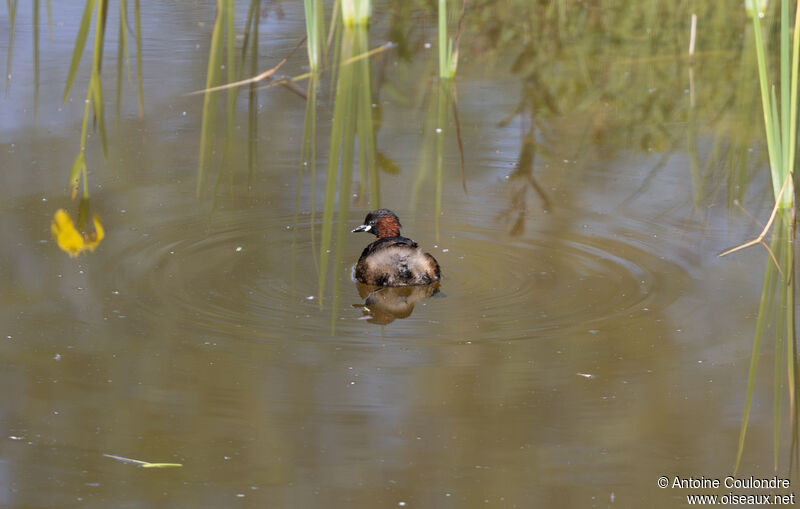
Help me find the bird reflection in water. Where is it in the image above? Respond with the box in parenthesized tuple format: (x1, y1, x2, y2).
(354, 282, 441, 325)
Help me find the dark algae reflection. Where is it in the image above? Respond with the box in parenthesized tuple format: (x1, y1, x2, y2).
(2, 0, 800, 508)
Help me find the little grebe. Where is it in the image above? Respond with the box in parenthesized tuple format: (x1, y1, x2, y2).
(352, 209, 441, 287)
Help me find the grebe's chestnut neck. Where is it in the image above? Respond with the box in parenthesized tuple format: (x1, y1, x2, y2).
(352, 209, 402, 239)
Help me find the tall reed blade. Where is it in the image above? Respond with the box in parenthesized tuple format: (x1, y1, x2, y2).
(434, 81, 449, 241)
(246, 0, 260, 180)
(197, 0, 226, 196)
(789, 1, 800, 180)
(5, 0, 18, 92)
(318, 33, 351, 301)
(780, 0, 790, 175)
(63, 0, 98, 103)
(734, 251, 777, 475)
(134, 0, 143, 117)
(304, 0, 325, 71)
(90, 0, 108, 160)
(734, 0, 798, 472)
(437, 0, 464, 79)
(330, 104, 356, 330)
(318, 28, 381, 310)
(438, 0, 450, 78)
(116, 0, 127, 122)
(223, 0, 236, 189)
(296, 75, 320, 288)
(45, 0, 52, 38)
(341, 0, 371, 26)
(410, 81, 439, 212)
(33, 0, 39, 114)
(354, 29, 378, 208)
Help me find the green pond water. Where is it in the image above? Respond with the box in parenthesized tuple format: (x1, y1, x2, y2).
(0, 1, 795, 507)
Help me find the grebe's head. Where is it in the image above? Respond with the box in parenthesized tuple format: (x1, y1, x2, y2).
(352, 209, 402, 239)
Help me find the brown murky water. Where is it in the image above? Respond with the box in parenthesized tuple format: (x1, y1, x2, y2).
(0, 1, 792, 507)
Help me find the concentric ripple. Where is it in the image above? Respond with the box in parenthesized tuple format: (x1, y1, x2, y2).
(433, 226, 689, 340)
(103, 205, 335, 342)
(97, 194, 691, 344)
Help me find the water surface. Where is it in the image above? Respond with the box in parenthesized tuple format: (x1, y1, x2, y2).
(0, 1, 788, 507)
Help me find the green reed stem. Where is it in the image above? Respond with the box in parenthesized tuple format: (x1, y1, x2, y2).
(782, 0, 790, 174)
(61, 0, 109, 161)
(133, 0, 143, 116)
(5, 0, 18, 92)
(63, 0, 96, 103)
(775, 211, 795, 470)
(240, 0, 256, 75)
(775, 267, 785, 471)
(750, 1, 795, 207)
(410, 81, 438, 212)
(747, 2, 797, 471)
(787, 244, 796, 428)
(437, 0, 460, 79)
(224, 0, 235, 190)
(33, 0, 39, 115)
(84, 0, 108, 161)
(318, 28, 379, 308)
(319, 33, 351, 301)
(435, 81, 448, 242)
(751, 7, 778, 175)
(304, 0, 324, 71)
(247, 0, 259, 180)
(295, 77, 319, 288)
(302, 76, 320, 271)
(354, 29, 378, 208)
(197, 0, 225, 196)
(45, 0, 52, 38)
(116, 0, 127, 122)
(331, 100, 356, 330)
(438, 0, 449, 78)
(790, 1, 800, 180)
(341, 0, 370, 26)
(734, 252, 776, 475)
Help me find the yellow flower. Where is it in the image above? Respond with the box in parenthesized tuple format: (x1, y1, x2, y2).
(51, 209, 83, 257)
(83, 214, 105, 252)
(51, 209, 105, 257)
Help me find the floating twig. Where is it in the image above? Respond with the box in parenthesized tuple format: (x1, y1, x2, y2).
(718, 172, 793, 279)
(189, 36, 306, 96)
(103, 453, 183, 468)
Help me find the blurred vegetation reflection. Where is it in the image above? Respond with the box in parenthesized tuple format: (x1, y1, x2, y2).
(3, 0, 784, 227)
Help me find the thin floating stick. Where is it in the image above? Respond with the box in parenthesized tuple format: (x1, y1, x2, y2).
(340, 41, 394, 65)
(718, 172, 792, 278)
(254, 42, 395, 93)
(192, 41, 395, 97)
(188, 36, 307, 96)
(103, 453, 183, 468)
